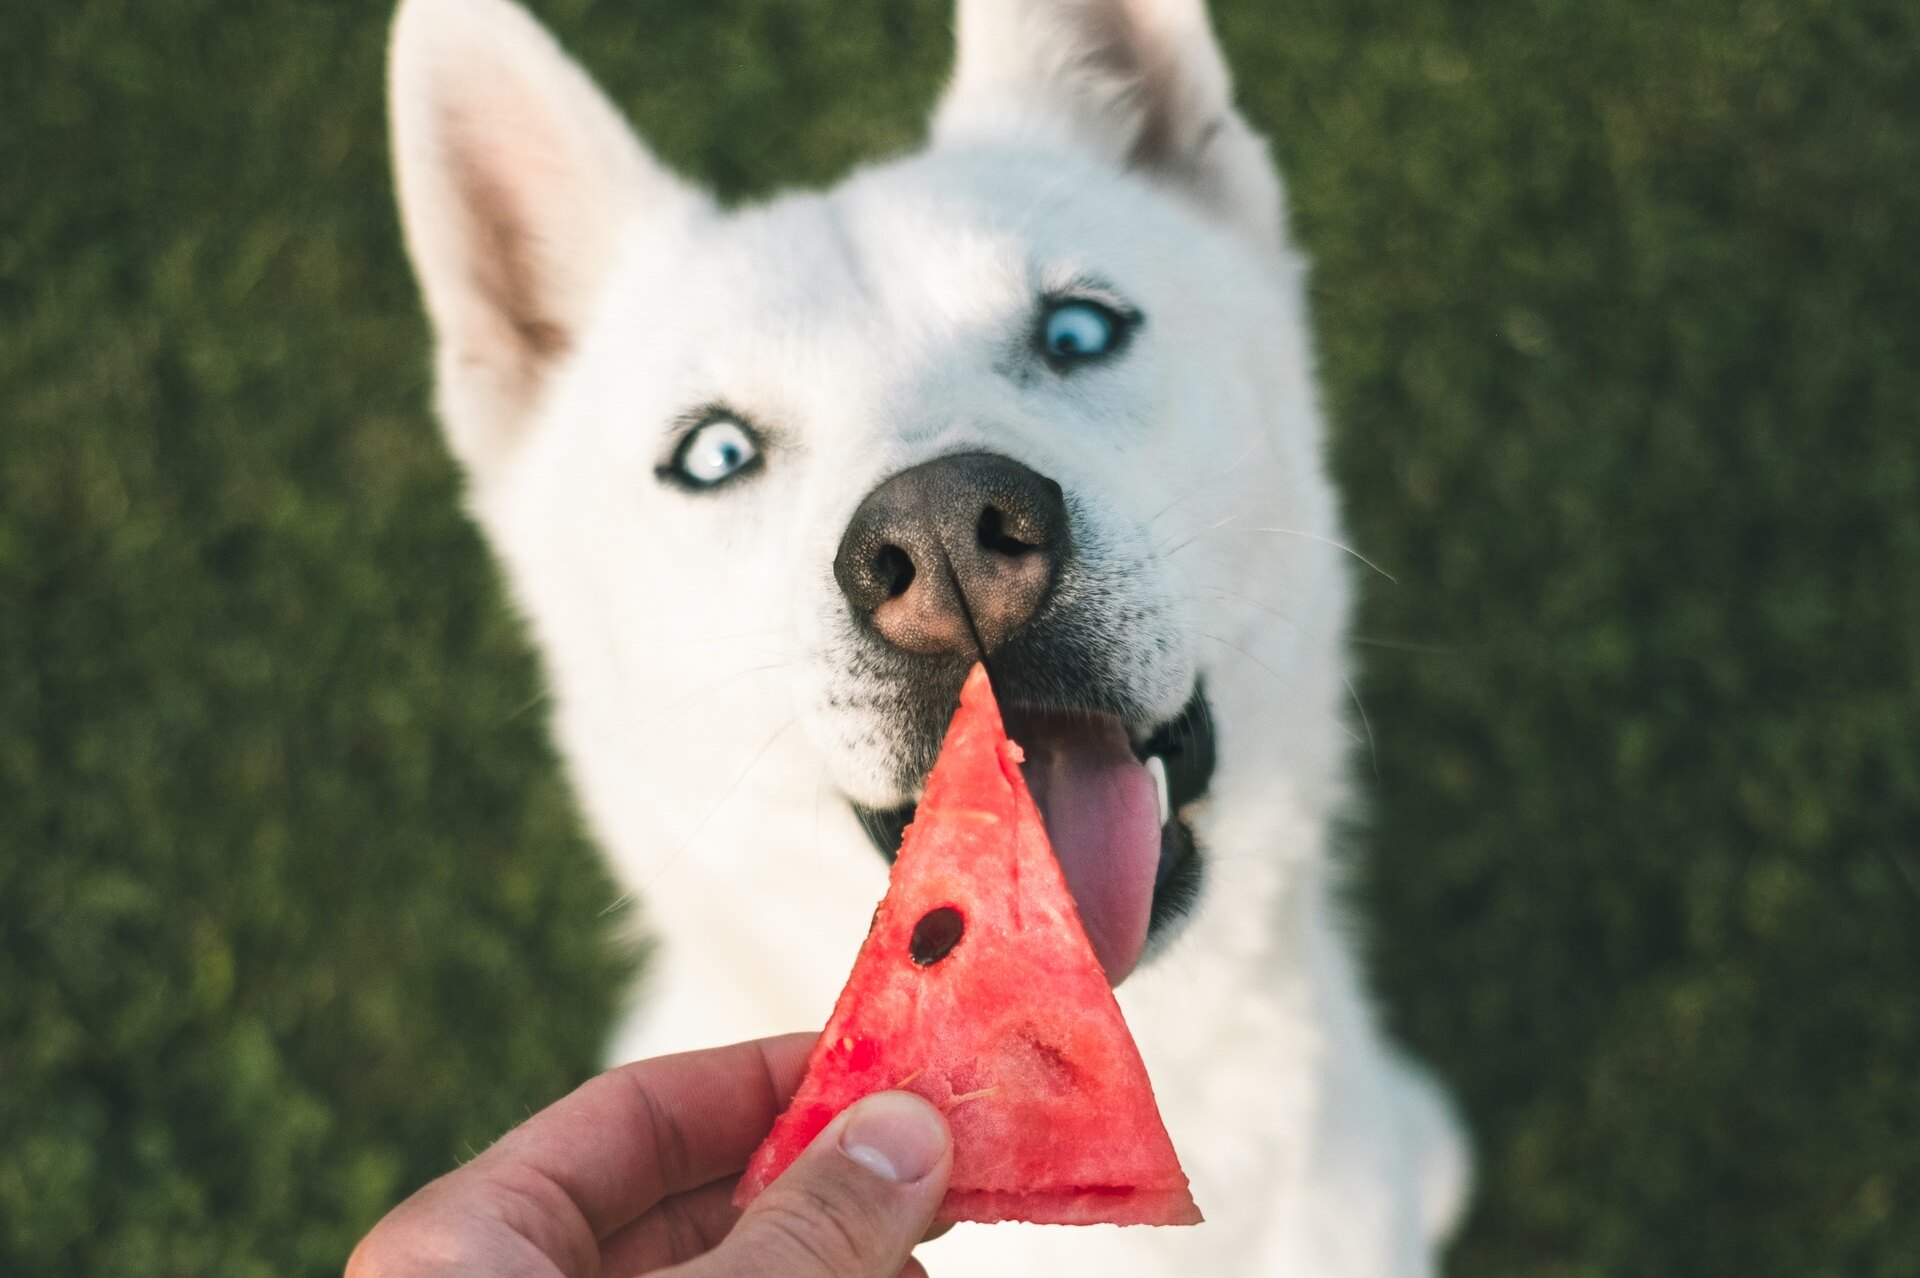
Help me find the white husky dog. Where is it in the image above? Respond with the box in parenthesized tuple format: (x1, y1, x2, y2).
(389, 0, 1468, 1271)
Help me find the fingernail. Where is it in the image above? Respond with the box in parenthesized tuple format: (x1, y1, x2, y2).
(837, 1091, 948, 1184)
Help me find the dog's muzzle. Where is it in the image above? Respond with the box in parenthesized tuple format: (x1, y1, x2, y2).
(833, 450, 1211, 982)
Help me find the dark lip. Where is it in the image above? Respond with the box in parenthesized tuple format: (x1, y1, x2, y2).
(850, 682, 1216, 957)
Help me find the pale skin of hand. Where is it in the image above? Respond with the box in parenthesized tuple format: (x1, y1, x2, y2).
(347, 1034, 954, 1278)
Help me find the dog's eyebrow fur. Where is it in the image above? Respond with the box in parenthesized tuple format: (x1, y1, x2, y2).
(1035, 266, 1139, 319)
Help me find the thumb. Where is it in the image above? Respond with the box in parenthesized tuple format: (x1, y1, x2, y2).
(681, 1091, 952, 1278)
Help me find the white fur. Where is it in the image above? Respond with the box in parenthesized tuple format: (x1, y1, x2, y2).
(389, 0, 1470, 1272)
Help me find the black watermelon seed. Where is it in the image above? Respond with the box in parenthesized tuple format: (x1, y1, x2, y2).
(909, 907, 965, 966)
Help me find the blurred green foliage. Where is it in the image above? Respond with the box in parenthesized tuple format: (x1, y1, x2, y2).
(2, 0, 1915, 1274)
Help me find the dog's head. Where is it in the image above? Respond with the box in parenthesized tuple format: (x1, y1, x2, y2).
(391, 0, 1350, 986)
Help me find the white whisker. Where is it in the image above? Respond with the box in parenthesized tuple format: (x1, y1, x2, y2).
(630, 661, 792, 733)
(1200, 631, 1365, 748)
(1245, 526, 1399, 585)
(1197, 583, 1305, 632)
(501, 687, 552, 724)
(643, 713, 802, 893)
(505, 646, 785, 727)
(1349, 633, 1457, 655)
(1344, 676, 1380, 780)
(1147, 440, 1261, 526)
(1158, 510, 1250, 559)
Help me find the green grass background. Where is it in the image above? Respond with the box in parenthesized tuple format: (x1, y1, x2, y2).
(3, 0, 1916, 1273)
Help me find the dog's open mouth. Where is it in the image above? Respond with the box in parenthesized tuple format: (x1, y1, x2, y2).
(853, 683, 1214, 985)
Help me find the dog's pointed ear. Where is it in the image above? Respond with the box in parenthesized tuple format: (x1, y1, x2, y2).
(933, 0, 1282, 246)
(389, 0, 704, 479)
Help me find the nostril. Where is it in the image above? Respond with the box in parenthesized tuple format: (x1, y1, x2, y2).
(836, 454, 1068, 651)
(873, 544, 915, 599)
(978, 504, 1040, 557)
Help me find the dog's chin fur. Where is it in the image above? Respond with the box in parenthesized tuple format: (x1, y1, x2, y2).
(389, 0, 1470, 1272)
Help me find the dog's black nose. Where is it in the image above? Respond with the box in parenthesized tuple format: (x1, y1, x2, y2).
(834, 452, 1069, 656)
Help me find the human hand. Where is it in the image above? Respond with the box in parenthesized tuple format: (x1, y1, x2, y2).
(347, 1034, 953, 1278)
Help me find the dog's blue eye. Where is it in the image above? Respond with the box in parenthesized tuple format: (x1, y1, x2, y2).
(667, 416, 760, 489)
(1041, 299, 1127, 366)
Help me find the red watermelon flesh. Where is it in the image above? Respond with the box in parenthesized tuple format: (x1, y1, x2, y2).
(735, 665, 1200, 1226)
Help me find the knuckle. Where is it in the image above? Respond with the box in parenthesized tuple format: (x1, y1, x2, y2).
(621, 1066, 696, 1190)
(749, 1180, 886, 1275)
(659, 1194, 721, 1265)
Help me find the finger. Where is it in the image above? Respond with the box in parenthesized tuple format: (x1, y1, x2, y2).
(598, 1179, 739, 1275)
(352, 1034, 815, 1278)
(670, 1091, 952, 1278)
(486, 1033, 814, 1238)
(599, 1177, 956, 1274)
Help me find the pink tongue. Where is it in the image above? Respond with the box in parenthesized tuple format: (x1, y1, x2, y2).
(1014, 712, 1162, 986)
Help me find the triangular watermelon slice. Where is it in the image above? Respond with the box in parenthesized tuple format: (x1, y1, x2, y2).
(735, 665, 1201, 1226)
